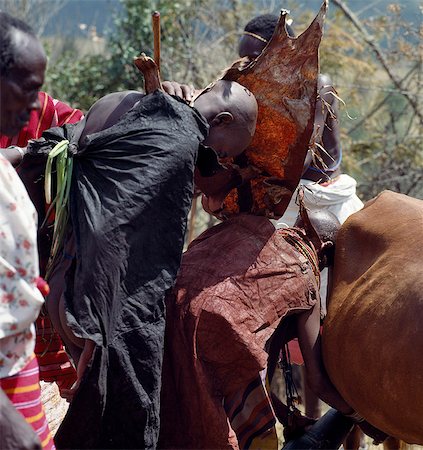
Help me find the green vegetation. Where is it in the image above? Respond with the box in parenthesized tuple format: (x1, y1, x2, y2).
(8, 0, 422, 201)
(43, 0, 252, 110)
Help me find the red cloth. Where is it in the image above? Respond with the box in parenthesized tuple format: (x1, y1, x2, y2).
(159, 215, 320, 449)
(1, 355, 55, 450)
(0, 93, 82, 387)
(0, 92, 83, 148)
(288, 338, 304, 365)
(0, 91, 83, 276)
(34, 315, 77, 392)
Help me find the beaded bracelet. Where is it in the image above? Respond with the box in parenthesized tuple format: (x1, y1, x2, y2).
(9, 145, 26, 160)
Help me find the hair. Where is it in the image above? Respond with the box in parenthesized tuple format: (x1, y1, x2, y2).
(244, 13, 296, 42)
(0, 12, 36, 77)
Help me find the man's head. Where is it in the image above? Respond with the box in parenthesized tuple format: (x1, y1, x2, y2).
(194, 80, 258, 158)
(295, 209, 341, 270)
(0, 12, 47, 136)
(238, 14, 295, 59)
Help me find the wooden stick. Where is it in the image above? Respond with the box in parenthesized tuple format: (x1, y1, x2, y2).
(133, 53, 162, 93)
(187, 194, 198, 245)
(152, 11, 161, 73)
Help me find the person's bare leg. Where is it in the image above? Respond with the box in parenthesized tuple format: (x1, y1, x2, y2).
(344, 425, 364, 450)
(301, 365, 321, 419)
(58, 293, 84, 364)
(296, 304, 353, 415)
(61, 339, 95, 403)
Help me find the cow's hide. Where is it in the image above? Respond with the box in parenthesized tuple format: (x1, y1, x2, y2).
(323, 190, 423, 444)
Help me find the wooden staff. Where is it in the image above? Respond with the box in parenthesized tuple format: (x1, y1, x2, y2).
(187, 193, 198, 245)
(152, 11, 161, 72)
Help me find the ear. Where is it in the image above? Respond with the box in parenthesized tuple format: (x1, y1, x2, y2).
(210, 112, 234, 127)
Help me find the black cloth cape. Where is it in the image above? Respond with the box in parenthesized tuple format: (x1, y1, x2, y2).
(30, 92, 208, 449)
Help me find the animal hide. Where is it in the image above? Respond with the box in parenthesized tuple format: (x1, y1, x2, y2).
(218, 1, 327, 219)
(323, 191, 423, 444)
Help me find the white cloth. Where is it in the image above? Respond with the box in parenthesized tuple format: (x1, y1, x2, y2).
(0, 155, 44, 378)
(275, 174, 364, 228)
(275, 174, 364, 316)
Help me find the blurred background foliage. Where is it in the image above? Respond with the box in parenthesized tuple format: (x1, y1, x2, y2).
(1, 0, 422, 218)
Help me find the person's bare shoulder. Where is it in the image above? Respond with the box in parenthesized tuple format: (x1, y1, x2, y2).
(88, 91, 143, 117)
(318, 73, 338, 109)
(81, 91, 144, 139)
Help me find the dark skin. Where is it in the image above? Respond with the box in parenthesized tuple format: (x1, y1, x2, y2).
(291, 212, 354, 416)
(238, 34, 342, 182)
(0, 29, 46, 138)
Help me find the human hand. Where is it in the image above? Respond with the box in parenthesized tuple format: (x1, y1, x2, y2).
(359, 420, 389, 445)
(162, 81, 195, 102)
(60, 380, 80, 403)
(0, 146, 27, 167)
(61, 339, 95, 403)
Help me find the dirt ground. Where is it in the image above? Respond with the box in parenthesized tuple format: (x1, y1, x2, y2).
(41, 381, 69, 436)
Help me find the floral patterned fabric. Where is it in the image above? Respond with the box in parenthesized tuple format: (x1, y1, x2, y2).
(0, 155, 44, 377)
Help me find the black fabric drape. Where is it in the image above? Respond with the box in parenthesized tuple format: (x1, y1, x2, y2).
(31, 92, 208, 449)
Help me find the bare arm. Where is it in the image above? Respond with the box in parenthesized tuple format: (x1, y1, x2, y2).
(0, 146, 26, 167)
(303, 74, 340, 175)
(296, 302, 353, 415)
(313, 74, 335, 146)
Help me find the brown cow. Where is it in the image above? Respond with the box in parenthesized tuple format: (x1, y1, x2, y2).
(323, 190, 423, 444)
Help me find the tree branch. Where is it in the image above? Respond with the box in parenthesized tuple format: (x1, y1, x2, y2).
(347, 64, 418, 135)
(331, 0, 423, 125)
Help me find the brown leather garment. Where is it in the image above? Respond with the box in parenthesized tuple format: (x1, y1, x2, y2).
(159, 215, 319, 449)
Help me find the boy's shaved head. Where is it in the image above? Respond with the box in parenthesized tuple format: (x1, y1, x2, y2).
(194, 80, 258, 158)
(207, 80, 257, 135)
